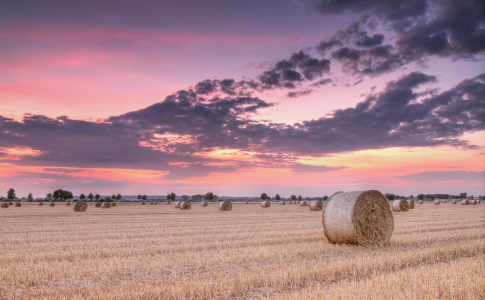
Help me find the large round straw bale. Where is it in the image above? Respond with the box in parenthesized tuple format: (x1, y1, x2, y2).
(149, 201, 154, 205)
(470, 200, 477, 205)
(201, 201, 208, 207)
(323, 190, 394, 245)
(111, 202, 116, 207)
(261, 201, 270, 208)
(279, 201, 286, 205)
(299, 200, 308, 206)
(49, 202, 55, 207)
(175, 201, 181, 208)
(15, 202, 22, 207)
(9, 202, 13, 205)
(95, 202, 102, 207)
(73, 200, 88, 212)
(102, 202, 111, 209)
(452, 199, 457, 204)
(309, 200, 324, 211)
(461, 199, 469, 205)
(392, 199, 410, 212)
(154, 201, 158, 205)
(180, 201, 191, 210)
(477, 200, 480, 204)
(141, 201, 146, 205)
(66, 202, 71, 206)
(407, 199, 415, 209)
(1, 202, 9, 208)
(38, 202, 44, 206)
(434, 199, 440, 205)
(418, 200, 423, 204)
(219, 201, 232, 211)
(442, 200, 446, 203)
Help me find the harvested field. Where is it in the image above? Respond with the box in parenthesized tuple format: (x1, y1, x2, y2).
(0, 202, 483, 299)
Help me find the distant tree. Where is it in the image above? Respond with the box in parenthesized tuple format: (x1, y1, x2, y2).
(80, 193, 86, 200)
(385, 193, 396, 200)
(297, 195, 303, 201)
(323, 195, 328, 200)
(46, 193, 53, 201)
(261, 193, 268, 201)
(27, 193, 34, 201)
(104, 197, 111, 202)
(417, 194, 424, 200)
(290, 195, 297, 201)
(112, 194, 116, 200)
(137, 194, 142, 201)
(460, 192, 467, 199)
(181, 195, 189, 201)
(142, 195, 147, 201)
(88, 193, 94, 201)
(116, 193, 122, 200)
(275, 194, 281, 201)
(410, 195, 414, 199)
(7, 188, 15, 200)
(205, 192, 214, 201)
(168, 192, 176, 201)
(166, 193, 171, 201)
(95, 194, 100, 201)
(191, 194, 204, 201)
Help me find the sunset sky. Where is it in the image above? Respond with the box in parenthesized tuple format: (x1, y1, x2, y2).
(1, 0, 484, 198)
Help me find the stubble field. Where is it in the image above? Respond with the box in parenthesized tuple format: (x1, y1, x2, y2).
(0, 201, 484, 299)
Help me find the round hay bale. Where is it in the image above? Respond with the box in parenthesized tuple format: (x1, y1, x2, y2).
(38, 202, 44, 206)
(418, 200, 423, 204)
(470, 200, 477, 205)
(102, 202, 111, 209)
(309, 200, 324, 211)
(261, 201, 270, 208)
(461, 199, 469, 205)
(180, 201, 191, 210)
(141, 201, 146, 205)
(201, 201, 208, 207)
(49, 202, 55, 207)
(73, 200, 88, 212)
(323, 190, 394, 245)
(407, 199, 415, 209)
(297, 201, 300, 204)
(9, 202, 13, 205)
(149, 201, 154, 205)
(219, 201, 232, 211)
(111, 202, 116, 207)
(477, 200, 480, 204)
(154, 201, 158, 205)
(246, 201, 249, 204)
(1, 202, 9, 208)
(166, 201, 171, 205)
(279, 201, 286, 205)
(434, 199, 440, 205)
(175, 201, 181, 208)
(66, 202, 71, 206)
(452, 199, 457, 204)
(442, 200, 446, 203)
(15, 202, 22, 207)
(392, 199, 410, 212)
(299, 200, 308, 206)
(95, 202, 102, 208)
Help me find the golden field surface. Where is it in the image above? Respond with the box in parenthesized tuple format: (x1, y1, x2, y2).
(0, 201, 484, 299)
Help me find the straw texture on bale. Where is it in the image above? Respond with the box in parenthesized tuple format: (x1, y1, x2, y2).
(434, 199, 440, 205)
(175, 201, 181, 208)
(111, 202, 116, 207)
(9, 202, 13, 205)
(102, 202, 111, 209)
(180, 201, 191, 210)
(261, 201, 270, 208)
(418, 200, 423, 204)
(392, 199, 409, 212)
(15, 202, 22, 207)
(73, 200, 88, 212)
(141, 201, 146, 205)
(323, 190, 394, 245)
(279, 201, 286, 205)
(95, 202, 102, 208)
(1, 202, 9, 208)
(407, 199, 415, 209)
(462, 199, 469, 205)
(452, 200, 457, 204)
(309, 200, 324, 211)
(299, 201, 308, 206)
(219, 201, 232, 211)
(49, 202, 55, 207)
(38, 202, 44, 206)
(201, 201, 208, 207)
(66, 202, 71, 206)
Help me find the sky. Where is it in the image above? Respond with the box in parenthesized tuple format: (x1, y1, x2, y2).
(1, 0, 484, 198)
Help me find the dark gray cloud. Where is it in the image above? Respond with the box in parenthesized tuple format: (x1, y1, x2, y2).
(396, 170, 485, 183)
(313, 0, 485, 76)
(290, 163, 346, 173)
(287, 89, 313, 98)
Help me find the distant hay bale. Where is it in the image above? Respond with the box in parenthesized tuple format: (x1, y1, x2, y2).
(1, 203, 8, 208)
(323, 190, 394, 245)
(434, 199, 440, 205)
(418, 200, 423, 204)
(9, 202, 13, 205)
(66, 202, 71, 206)
(201, 201, 208, 207)
(297, 201, 300, 204)
(452, 200, 457, 204)
(392, 199, 409, 212)
(477, 200, 481, 204)
(166, 201, 171, 205)
(111, 202, 116, 207)
(407, 199, 415, 209)
(219, 201, 232, 211)
(73, 200, 88, 212)
(180, 201, 191, 210)
(175, 201, 181, 208)
(49, 202, 55, 207)
(470, 200, 477, 205)
(261, 201, 270, 208)
(442, 200, 446, 203)
(246, 201, 249, 204)
(38, 202, 44, 206)
(309, 200, 324, 211)
(102, 202, 111, 209)
(154, 202, 158, 205)
(95, 202, 102, 207)
(149, 201, 154, 205)
(299, 201, 308, 206)
(462, 199, 469, 205)
(15, 202, 22, 207)
(141, 201, 146, 205)
(279, 201, 286, 205)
